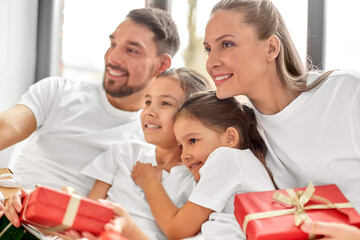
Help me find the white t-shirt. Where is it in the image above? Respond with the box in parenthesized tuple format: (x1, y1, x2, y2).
(82, 141, 196, 240)
(189, 147, 275, 240)
(9, 77, 144, 196)
(255, 70, 360, 212)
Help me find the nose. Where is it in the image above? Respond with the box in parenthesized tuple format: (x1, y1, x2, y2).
(206, 50, 221, 72)
(106, 46, 124, 65)
(181, 147, 190, 163)
(143, 104, 156, 118)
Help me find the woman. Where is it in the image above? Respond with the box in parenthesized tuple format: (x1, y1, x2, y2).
(204, 0, 360, 238)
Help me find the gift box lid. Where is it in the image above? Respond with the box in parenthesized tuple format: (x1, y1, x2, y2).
(20, 186, 113, 234)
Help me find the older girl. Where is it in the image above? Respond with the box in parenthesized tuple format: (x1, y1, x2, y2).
(80, 67, 211, 240)
(204, 0, 360, 238)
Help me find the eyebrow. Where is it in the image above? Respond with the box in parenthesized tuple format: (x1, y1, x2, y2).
(180, 132, 199, 141)
(145, 94, 179, 103)
(109, 35, 144, 50)
(203, 34, 236, 45)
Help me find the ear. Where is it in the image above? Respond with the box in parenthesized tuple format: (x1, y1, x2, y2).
(266, 34, 280, 61)
(157, 54, 172, 74)
(224, 127, 240, 148)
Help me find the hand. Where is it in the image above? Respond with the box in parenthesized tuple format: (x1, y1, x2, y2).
(101, 200, 134, 236)
(301, 221, 360, 240)
(67, 200, 145, 240)
(131, 161, 162, 190)
(65, 229, 98, 240)
(4, 189, 28, 227)
(0, 201, 4, 218)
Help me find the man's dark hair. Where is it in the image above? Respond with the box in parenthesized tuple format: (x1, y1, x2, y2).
(127, 8, 180, 57)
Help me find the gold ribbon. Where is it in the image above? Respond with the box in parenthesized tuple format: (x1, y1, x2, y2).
(241, 182, 353, 238)
(22, 186, 82, 232)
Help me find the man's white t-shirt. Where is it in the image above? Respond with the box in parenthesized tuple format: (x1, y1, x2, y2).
(82, 141, 196, 240)
(189, 147, 275, 240)
(9, 77, 144, 196)
(255, 70, 360, 212)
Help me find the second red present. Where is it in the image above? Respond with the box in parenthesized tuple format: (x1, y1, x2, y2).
(234, 183, 360, 240)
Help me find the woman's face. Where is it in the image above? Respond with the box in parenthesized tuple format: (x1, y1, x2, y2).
(204, 10, 269, 99)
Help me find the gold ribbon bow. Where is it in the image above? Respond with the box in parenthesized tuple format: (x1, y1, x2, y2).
(242, 182, 353, 238)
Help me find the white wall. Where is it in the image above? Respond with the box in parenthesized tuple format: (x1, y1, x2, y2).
(0, 0, 38, 167)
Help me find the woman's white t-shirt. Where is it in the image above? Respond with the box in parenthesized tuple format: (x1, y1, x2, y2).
(255, 70, 360, 212)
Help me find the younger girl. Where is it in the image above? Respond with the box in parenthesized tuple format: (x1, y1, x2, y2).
(80, 68, 211, 240)
(132, 91, 276, 239)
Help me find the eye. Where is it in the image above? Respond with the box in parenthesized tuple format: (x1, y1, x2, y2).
(178, 144, 183, 150)
(145, 100, 151, 106)
(189, 139, 198, 144)
(127, 48, 138, 54)
(162, 101, 172, 106)
(110, 42, 116, 48)
(204, 46, 211, 55)
(222, 41, 234, 49)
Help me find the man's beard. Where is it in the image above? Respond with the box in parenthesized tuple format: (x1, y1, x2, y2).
(103, 73, 150, 98)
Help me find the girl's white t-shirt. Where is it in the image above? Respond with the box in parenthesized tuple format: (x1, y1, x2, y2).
(189, 147, 275, 239)
(82, 141, 196, 240)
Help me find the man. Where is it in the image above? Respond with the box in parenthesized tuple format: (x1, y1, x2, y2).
(0, 7, 179, 196)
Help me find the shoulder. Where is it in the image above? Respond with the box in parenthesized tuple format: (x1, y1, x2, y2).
(309, 69, 360, 89)
(201, 147, 260, 175)
(35, 76, 99, 92)
(208, 147, 257, 162)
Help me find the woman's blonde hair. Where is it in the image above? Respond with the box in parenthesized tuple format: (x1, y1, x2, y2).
(211, 0, 328, 93)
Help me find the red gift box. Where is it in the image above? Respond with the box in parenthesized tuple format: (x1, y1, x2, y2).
(234, 183, 360, 240)
(19, 186, 114, 235)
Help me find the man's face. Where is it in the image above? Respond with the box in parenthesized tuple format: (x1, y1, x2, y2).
(103, 19, 161, 98)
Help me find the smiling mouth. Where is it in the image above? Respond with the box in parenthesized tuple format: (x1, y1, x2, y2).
(189, 162, 202, 169)
(145, 124, 161, 129)
(214, 74, 233, 81)
(107, 66, 128, 79)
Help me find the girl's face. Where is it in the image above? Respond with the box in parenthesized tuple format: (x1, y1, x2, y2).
(204, 10, 269, 100)
(141, 77, 185, 147)
(174, 115, 227, 182)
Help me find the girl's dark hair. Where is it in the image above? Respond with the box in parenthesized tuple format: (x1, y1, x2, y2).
(176, 90, 275, 185)
(157, 67, 212, 99)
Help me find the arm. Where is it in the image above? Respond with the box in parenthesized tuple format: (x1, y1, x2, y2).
(301, 222, 360, 240)
(0, 105, 37, 150)
(87, 180, 111, 200)
(131, 162, 213, 239)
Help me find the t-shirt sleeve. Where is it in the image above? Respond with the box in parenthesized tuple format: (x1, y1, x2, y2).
(17, 77, 62, 128)
(81, 144, 119, 184)
(189, 147, 245, 212)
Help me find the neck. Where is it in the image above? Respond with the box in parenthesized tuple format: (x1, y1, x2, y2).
(155, 146, 183, 173)
(106, 88, 147, 112)
(248, 70, 301, 115)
